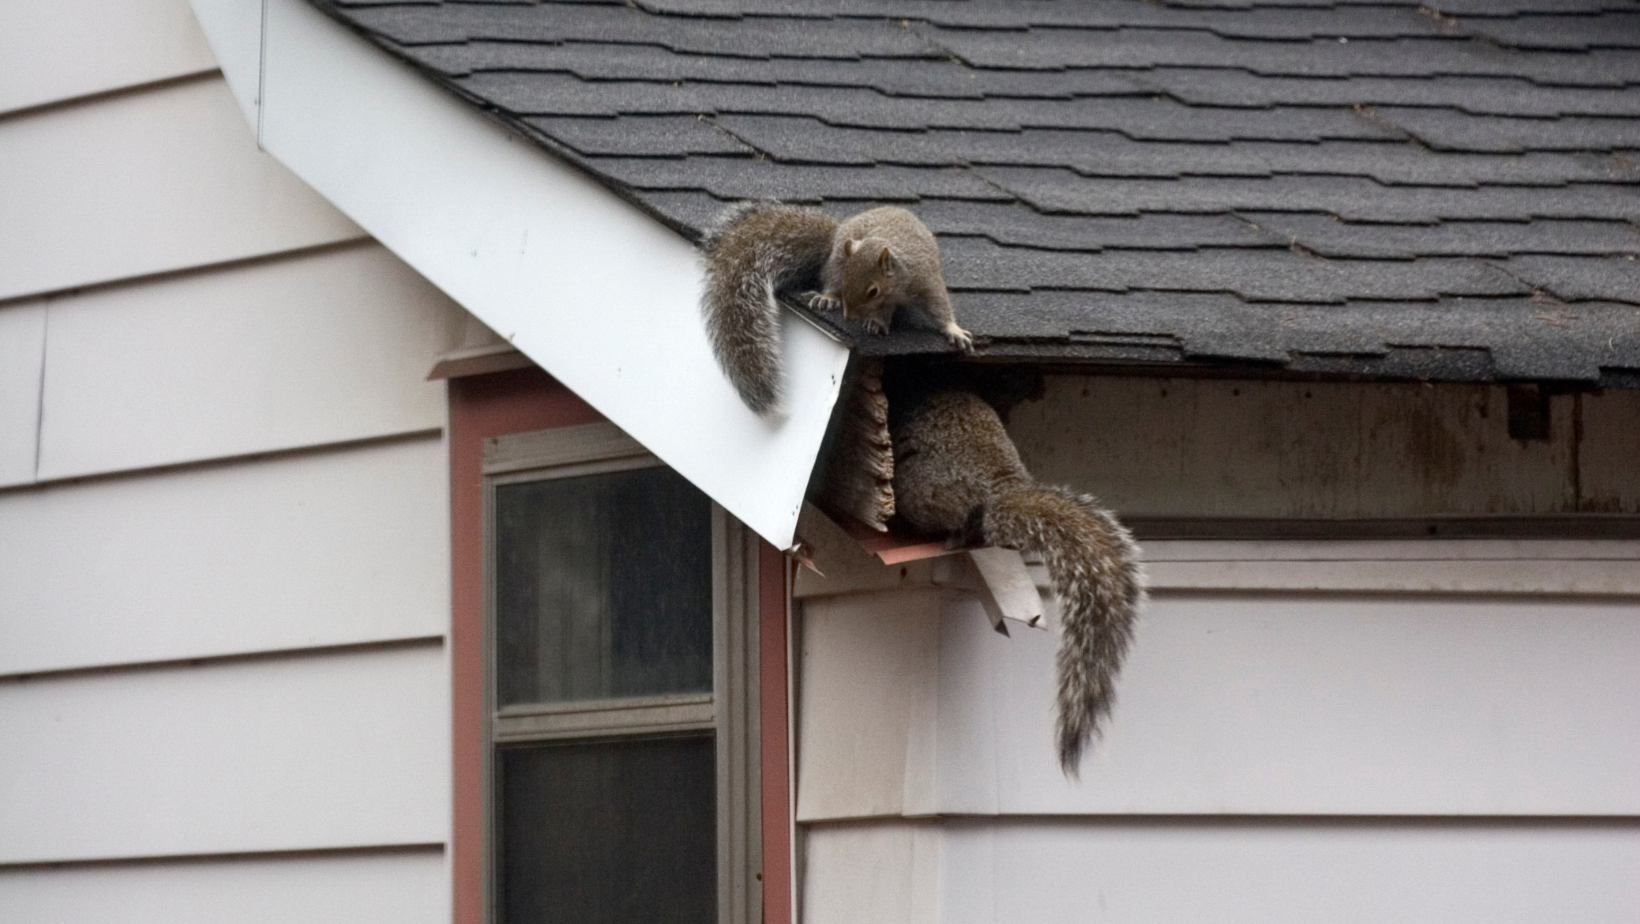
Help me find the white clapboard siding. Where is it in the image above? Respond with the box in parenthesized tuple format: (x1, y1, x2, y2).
(0, 437, 447, 677)
(798, 589, 944, 820)
(0, 0, 218, 116)
(36, 244, 459, 481)
(802, 821, 943, 924)
(799, 587, 1640, 820)
(0, 301, 45, 487)
(0, 76, 363, 302)
(0, 849, 447, 924)
(804, 819, 1640, 924)
(0, 643, 448, 864)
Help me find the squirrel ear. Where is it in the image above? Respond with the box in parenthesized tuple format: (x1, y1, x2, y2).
(877, 245, 896, 272)
(843, 238, 861, 257)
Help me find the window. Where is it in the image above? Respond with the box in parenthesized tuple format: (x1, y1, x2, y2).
(481, 421, 764, 924)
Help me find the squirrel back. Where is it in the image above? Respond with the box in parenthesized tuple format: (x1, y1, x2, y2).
(700, 202, 838, 418)
(892, 389, 1144, 776)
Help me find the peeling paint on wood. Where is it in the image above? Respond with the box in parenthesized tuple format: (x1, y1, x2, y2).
(1009, 377, 1638, 518)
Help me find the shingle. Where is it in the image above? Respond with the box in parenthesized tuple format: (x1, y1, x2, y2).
(937, 237, 1531, 303)
(638, 189, 730, 235)
(910, 200, 1278, 251)
(487, 75, 1405, 140)
(351, 1, 947, 57)
(1461, 12, 1640, 50)
(1136, 70, 1640, 119)
(402, 39, 1158, 99)
(407, 37, 1640, 121)
(1159, 0, 1630, 15)
(584, 157, 1011, 202)
(1241, 214, 1640, 259)
(1404, 0, 1634, 13)
(531, 115, 753, 156)
(923, 27, 1640, 86)
(309, 0, 1640, 383)
(981, 167, 1640, 222)
(713, 116, 1637, 186)
(1373, 106, 1640, 152)
(631, 0, 1637, 41)
(1499, 254, 1640, 301)
(937, 289, 1640, 381)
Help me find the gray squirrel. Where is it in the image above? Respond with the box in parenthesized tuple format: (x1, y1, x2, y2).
(891, 387, 1145, 775)
(702, 201, 1140, 772)
(700, 202, 974, 418)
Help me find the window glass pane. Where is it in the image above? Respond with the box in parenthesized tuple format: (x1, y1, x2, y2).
(495, 467, 712, 707)
(498, 735, 717, 924)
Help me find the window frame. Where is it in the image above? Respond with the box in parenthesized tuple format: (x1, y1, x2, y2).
(448, 368, 788, 924)
(483, 424, 719, 746)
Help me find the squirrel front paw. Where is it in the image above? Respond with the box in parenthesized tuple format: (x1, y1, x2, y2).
(806, 291, 843, 313)
(861, 314, 890, 335)
(946, 324, 975, 353)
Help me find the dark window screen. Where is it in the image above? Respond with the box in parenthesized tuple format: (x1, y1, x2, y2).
(494, 467, 713, 707)
(498, 736, 717, 924)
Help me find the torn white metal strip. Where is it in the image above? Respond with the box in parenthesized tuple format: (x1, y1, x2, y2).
(188, 0, 850, 549)
(962, 547, 1047, 631)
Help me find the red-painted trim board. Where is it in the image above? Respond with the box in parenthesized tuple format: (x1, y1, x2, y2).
(448, 368, 603, 924)
(447, 367, 794, 924)
(760, 541, 794, 924)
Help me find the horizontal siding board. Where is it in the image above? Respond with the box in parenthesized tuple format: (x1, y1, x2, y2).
(1140, 538, 1640, 562)
(799, 586, 1640, 820)
(0, 850, 447, 924)
(804, 819, 1640, 924)
(1138, 558, 1640, 594)
(959, 592, 1640, 817)
(796, 590, 944, 821)
(36, 245, 459, 481)
(0, 301, 45, 487)
(0, 76, 364, 303)
(943, 820, 1640, 924)
(0, 437, 447, 676)
(0, 0, 218, 116)
(0, 644, 449, 864)
(802, 821, 941, 924)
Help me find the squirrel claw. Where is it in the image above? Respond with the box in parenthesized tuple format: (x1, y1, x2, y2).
(861, 315, 890, 335)
(806, 291, 842, 313)
(947, 325, 975, 353)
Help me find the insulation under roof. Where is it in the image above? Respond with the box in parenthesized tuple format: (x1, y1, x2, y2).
(313, 0, 1640, 385)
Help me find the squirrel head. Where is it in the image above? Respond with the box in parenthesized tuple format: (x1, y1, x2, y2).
(838, 238, 900, 321)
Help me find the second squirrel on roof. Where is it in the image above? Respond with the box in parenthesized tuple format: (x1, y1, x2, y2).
(700, 202, 974, 419)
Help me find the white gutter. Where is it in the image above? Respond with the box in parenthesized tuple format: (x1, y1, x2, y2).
(189, 0, 849, 549)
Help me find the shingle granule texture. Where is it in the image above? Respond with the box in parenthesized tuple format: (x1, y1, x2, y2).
(312, 0, 1640, 385)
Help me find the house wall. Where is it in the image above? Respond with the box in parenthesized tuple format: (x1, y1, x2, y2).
(0, 2, 473, 919)
(795, 377, 1640, 923)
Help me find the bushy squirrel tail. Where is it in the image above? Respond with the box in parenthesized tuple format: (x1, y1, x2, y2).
(983, 484, 1145, 777)
(700, 202, 837, 418)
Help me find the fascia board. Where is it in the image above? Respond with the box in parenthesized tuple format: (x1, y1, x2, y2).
(188, 0, 264, 127)
(187, 0, 849, 549)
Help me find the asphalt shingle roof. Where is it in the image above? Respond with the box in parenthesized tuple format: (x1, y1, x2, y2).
(313, 0, 1640, 385)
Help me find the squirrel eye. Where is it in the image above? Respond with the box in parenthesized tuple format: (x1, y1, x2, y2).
(866, 285, 880, 300)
